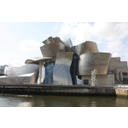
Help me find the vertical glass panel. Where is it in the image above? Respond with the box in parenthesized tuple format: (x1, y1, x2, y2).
(119, 72, 123, 82)
(44, 62, 55, 84)
(70, 55, 78, 85)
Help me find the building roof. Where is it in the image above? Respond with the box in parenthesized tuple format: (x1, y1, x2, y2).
(25, 57, 53, 65)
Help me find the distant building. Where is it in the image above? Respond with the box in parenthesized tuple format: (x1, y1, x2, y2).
(0, 65, 8, 76)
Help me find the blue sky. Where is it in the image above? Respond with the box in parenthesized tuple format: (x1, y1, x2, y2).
(1, 22, 128, 66)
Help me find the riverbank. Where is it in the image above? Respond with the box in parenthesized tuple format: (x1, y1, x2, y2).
(0, 84, 121, 96)
(0, 84, 128, 97)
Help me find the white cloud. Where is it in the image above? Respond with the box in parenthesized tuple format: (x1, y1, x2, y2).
(122, 52, 128, 61)
(59, 22, 128, 62)
(60, 22, 128, 45)
(60, 22, 78, 35)
(53, 24, 58, 30)
(58, 35, 64, 40)
(112, 52, 122, 57)
(92, 22, 128, 40)
(40, 33, 44, 36)
(10, 60, 24, 67)
(19, 40, 42, 51)
(60, 22, 93, 45)
(0, 59, 24, 67)
(105, 40, 124, 53)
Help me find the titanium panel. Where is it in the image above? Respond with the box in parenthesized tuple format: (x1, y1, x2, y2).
(40, 42, 66, 58)
(62, 38, 73, 48)
(53, 52, 73, 85)
(78, 52, 111, 75)
(40, 36, 71, 58)
(25, 57, 53, 65)
(42, 36, 65, 45)
(62, 38, 72, 52)
(5, 64, 39, 76)
(71, 41, 99, 55)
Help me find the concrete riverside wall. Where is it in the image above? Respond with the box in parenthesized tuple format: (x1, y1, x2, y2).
(0, 84, 116, 96)
(115, 88, 128, 97)
(82, 74, 115, 86)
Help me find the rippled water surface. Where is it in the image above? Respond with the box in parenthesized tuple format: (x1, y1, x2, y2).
(0, 93, 128, 107)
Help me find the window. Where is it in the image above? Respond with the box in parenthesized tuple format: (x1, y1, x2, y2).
(84, 79, 89, 85)
(119, 72, 128, 84)
(123, 72, 128, 76)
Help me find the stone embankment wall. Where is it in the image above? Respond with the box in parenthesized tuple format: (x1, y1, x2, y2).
(0, 84, 116, 96)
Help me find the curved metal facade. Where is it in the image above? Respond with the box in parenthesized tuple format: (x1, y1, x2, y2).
(5, 64, 39, 76)
(71, 41, 99, 55)
(40, 42, 66, 58)
(53, 52, 73, 85)
(40, 37, 71, 58)
(0, 64, 39, 84)
(78, 52, 111, 75)
(62, 38, 73, 48)
(42, 36, 65, 45)
(25, 57, 53, 65)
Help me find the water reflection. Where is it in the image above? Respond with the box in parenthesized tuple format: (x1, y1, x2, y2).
(0, 93, 128, 107)
(18, 102, 32, 107)
(116, 97, 128, 107)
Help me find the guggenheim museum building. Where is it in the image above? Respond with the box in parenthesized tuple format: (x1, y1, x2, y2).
(0, 36, 128, 87)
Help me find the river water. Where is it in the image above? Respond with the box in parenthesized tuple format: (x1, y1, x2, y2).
(0, 93, 128, 107)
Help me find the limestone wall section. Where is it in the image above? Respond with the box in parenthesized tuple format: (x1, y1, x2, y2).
(82, 74, 115, 87)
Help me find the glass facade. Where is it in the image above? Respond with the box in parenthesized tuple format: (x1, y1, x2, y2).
(44, 62, 55, 84)
(119, 72, 128, 84)
(70, 55, 79, 85)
